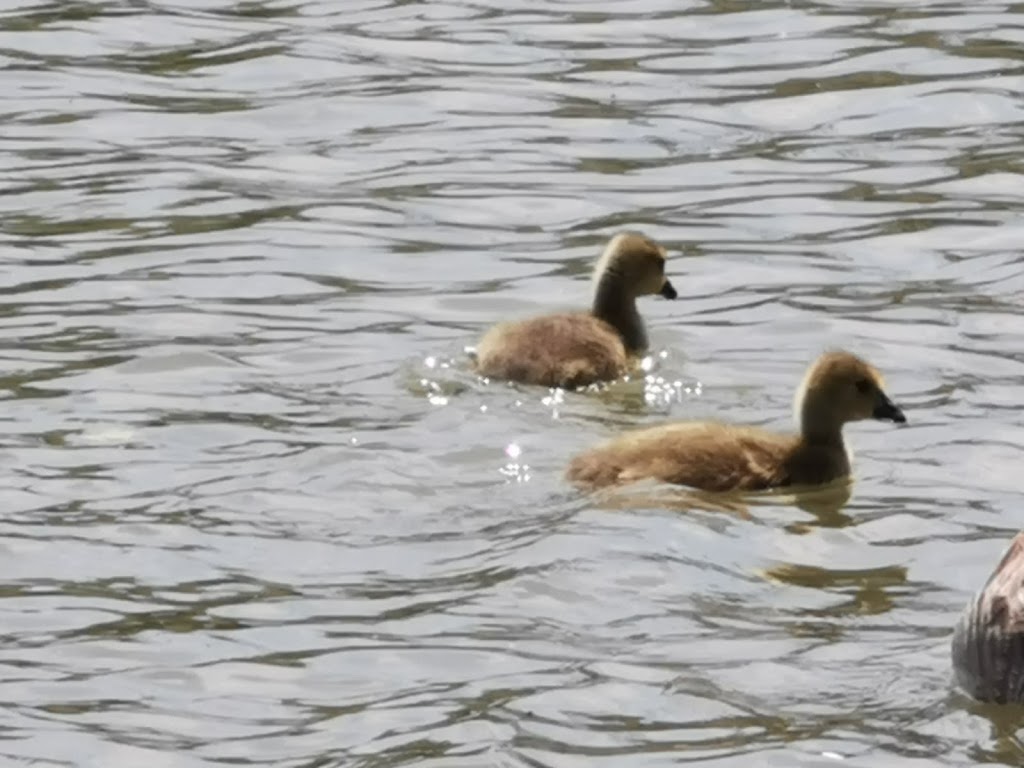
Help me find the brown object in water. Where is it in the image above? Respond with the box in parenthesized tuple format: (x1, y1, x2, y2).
(952, 532, 1024, 703)
(474, 231, 676, 389)
(566, 350, 906, 493)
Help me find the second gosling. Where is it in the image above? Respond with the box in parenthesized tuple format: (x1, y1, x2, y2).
(566, 350, 906, 493)
(474, 231, 677, 389)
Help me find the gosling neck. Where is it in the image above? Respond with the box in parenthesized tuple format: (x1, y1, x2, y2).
(591, 270, 648, 353)
(798, 398, 846, 448)
(791, 400, 852, 484)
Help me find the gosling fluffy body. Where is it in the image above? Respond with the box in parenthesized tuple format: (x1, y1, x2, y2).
(566, 351, 906, 493)
(474, 231, 676, 389)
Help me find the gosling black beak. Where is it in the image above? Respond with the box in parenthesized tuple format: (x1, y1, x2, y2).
(873, 392, 906, 423)
(659, 279, 677, 300)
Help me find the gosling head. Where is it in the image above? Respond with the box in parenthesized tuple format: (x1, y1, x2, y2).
(794, 350, 906, 439)
(592, 231, 677, 300)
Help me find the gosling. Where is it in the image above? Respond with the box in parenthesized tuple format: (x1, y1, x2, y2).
(474, 231, 677, 389)
(566, 350, 906, 493)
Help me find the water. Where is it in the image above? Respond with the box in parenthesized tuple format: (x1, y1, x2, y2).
(2, 0, 1024, 765)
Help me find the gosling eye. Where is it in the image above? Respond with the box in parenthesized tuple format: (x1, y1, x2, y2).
(854, 378, 873, 394)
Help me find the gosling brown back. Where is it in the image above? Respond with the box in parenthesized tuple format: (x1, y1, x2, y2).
(474, 231, 676, 389)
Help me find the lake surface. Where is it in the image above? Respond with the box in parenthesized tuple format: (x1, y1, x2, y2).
(2, 0, 1024, 765)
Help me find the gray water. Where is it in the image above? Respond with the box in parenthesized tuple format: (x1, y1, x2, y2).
(3, 0, 1024, 765)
